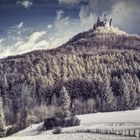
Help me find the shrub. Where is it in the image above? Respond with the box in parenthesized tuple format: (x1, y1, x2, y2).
(0, 129, 7, 137)
(64, 116, 80, 127)
(52, 127, 62, 134)
(43, 116, 80, 130)
(43, 117, 62, 130)
(43, 117, 56, 130)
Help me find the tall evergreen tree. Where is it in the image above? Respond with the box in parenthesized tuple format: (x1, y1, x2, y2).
(122, 77, 131, 109)
(105, 78, 117, 111)
(0, 96, 6, 137)
(59, 86, 71, 116)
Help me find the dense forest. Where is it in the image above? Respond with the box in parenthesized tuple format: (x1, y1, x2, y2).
(0, 27, 140, 131)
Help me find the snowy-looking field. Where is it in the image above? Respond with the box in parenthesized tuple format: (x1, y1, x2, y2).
(2, 110, 140, 140)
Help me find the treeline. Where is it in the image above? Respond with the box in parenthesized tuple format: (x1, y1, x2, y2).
(0, 48, 140, 130)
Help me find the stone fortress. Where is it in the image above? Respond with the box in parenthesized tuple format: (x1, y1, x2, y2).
(93, 14, 113, 30)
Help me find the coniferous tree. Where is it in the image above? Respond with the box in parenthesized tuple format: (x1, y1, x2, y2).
(105, 78, 117, 111)
(111, 77, 124, 111)
(122, 76, 131, 109)
(0, 96, 6, 137)
(59, 86, 71, 116)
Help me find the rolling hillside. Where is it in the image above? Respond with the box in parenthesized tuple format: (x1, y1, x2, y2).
(2, 110, 140, 140)
(0, 26, 140, 131)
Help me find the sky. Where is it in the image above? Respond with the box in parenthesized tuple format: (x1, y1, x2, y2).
(0, 0, 140, 58)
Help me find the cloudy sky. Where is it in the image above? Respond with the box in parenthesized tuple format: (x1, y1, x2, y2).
(0, 0, 140, 58)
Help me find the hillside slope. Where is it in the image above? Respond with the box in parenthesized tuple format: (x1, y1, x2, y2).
(0, 26, 140, 130)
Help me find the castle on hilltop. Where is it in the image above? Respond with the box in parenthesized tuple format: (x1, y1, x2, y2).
(93, 14, 113, 30)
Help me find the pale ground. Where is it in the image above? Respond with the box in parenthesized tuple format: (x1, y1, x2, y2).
(1, 109, 140, 140)
(94, 26, 127, 35)
(2, 133, 139, 140)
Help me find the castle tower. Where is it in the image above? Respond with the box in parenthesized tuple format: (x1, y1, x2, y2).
(104, 14, 107, 26)
(109, 19, 112, 27)
(93, 14, 113, 30)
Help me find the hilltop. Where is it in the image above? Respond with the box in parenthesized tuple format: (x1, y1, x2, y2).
(1, 25, 140, 62)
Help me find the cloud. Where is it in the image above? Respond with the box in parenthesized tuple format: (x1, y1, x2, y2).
(55, 10, 70, 30)
(87, 0, 118, 14)
(0, 21, 79, 59)
(0, 31, 49, 59)
(16, 22, 24, 29)
(0, 39, 12, 59)
(0, 0, 140, 59)
(14, 31, 48, 52)
(47, 24, 52, 29)
(108, 0, 140, 33)
(58, 0, 81, 5)
(0, 48, 12, 59)
(54, 10, 82, 45)
(0, 10, 79, 59)
(77, 0, 140, 34)
(10, 22, 24, 31)
(7, 21, 34, 43)
(0, 10, 81, 59)
(0, 39, 4, 45)
(79, 5, 97, 30)
(17, 0, 33, 9)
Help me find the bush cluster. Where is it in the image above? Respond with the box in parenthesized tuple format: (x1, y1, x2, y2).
(52, 127, 62, 134)
(43, 116, 80, 130)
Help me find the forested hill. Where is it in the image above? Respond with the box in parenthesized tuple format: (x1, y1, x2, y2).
(0, 26, 140, 129)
